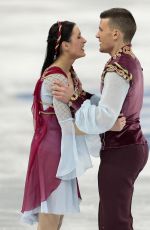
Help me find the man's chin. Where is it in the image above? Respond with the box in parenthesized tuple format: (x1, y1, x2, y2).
(99, 48, 105, 53)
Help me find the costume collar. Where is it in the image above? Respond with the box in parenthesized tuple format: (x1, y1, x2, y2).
(111, 44, 134, 60)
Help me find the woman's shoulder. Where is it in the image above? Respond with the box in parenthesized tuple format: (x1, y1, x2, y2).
(42, 73, 68, 85)
(42, 66, 67, 81)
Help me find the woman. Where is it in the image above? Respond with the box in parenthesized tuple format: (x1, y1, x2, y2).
(21, 21, 126, 230)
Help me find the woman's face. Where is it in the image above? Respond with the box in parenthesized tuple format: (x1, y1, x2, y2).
(66, 25, 87, 59)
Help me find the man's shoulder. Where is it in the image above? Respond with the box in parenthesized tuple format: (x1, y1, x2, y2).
(102, 56, 133, 83)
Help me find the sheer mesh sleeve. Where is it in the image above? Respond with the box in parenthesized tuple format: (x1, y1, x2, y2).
(43, 73, 100, 180)
(44, 73, 93, 180)
(44, 73, 72, 121)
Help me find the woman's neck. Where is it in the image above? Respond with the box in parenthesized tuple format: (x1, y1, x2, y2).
(52, 56, 74, 75)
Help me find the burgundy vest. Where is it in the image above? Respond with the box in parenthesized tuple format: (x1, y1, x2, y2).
(100, 45, 147, 149)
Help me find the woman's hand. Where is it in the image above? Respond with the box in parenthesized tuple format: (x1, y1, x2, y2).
(111, 114, 126, 131)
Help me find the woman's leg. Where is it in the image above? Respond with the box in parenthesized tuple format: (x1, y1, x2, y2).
(57, 215, 64, 230)
(37, 213, 63, 230)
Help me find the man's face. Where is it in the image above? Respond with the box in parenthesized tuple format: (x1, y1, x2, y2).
(96, 18, 115, 55)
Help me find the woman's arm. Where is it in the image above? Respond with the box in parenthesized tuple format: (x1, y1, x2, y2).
(44, 73, 85, 135)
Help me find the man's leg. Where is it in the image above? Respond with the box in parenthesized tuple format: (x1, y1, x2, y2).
(98, 143, 148, 230)
(37, 213, 63, 230)
(98, 162, 134, 230)
(98, 201, 104, 230)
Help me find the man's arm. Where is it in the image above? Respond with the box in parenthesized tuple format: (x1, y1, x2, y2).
(75, 72, 130, 134)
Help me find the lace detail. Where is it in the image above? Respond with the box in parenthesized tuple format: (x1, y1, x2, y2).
(43, 73, 72, 121)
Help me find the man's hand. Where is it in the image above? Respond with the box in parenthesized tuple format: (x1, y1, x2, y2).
(111, 114, 126, 131)
(52, 75, 74, 103)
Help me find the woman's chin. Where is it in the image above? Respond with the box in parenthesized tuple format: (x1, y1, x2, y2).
(80, 52, 86, 57)
(74, 52, 86, 60)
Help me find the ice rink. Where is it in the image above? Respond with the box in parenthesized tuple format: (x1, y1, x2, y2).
(0, 0, 150, 229)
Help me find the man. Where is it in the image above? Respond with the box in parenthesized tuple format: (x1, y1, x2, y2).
(52, 8, 149, 230)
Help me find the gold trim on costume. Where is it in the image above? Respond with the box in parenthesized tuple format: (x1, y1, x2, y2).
(39, 111, 55, 115)
(101, 62, 133, 82)
(112, 45, 135, 59)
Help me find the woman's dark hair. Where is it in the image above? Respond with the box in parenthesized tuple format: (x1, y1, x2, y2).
(41, 21, 75, 75)
(100, 8, 136, 43)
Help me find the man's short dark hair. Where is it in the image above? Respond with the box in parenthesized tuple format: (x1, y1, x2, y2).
(100, 8, 137, 42)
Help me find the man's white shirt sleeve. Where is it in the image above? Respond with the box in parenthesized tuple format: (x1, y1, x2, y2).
(75, 72, 130, 134)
